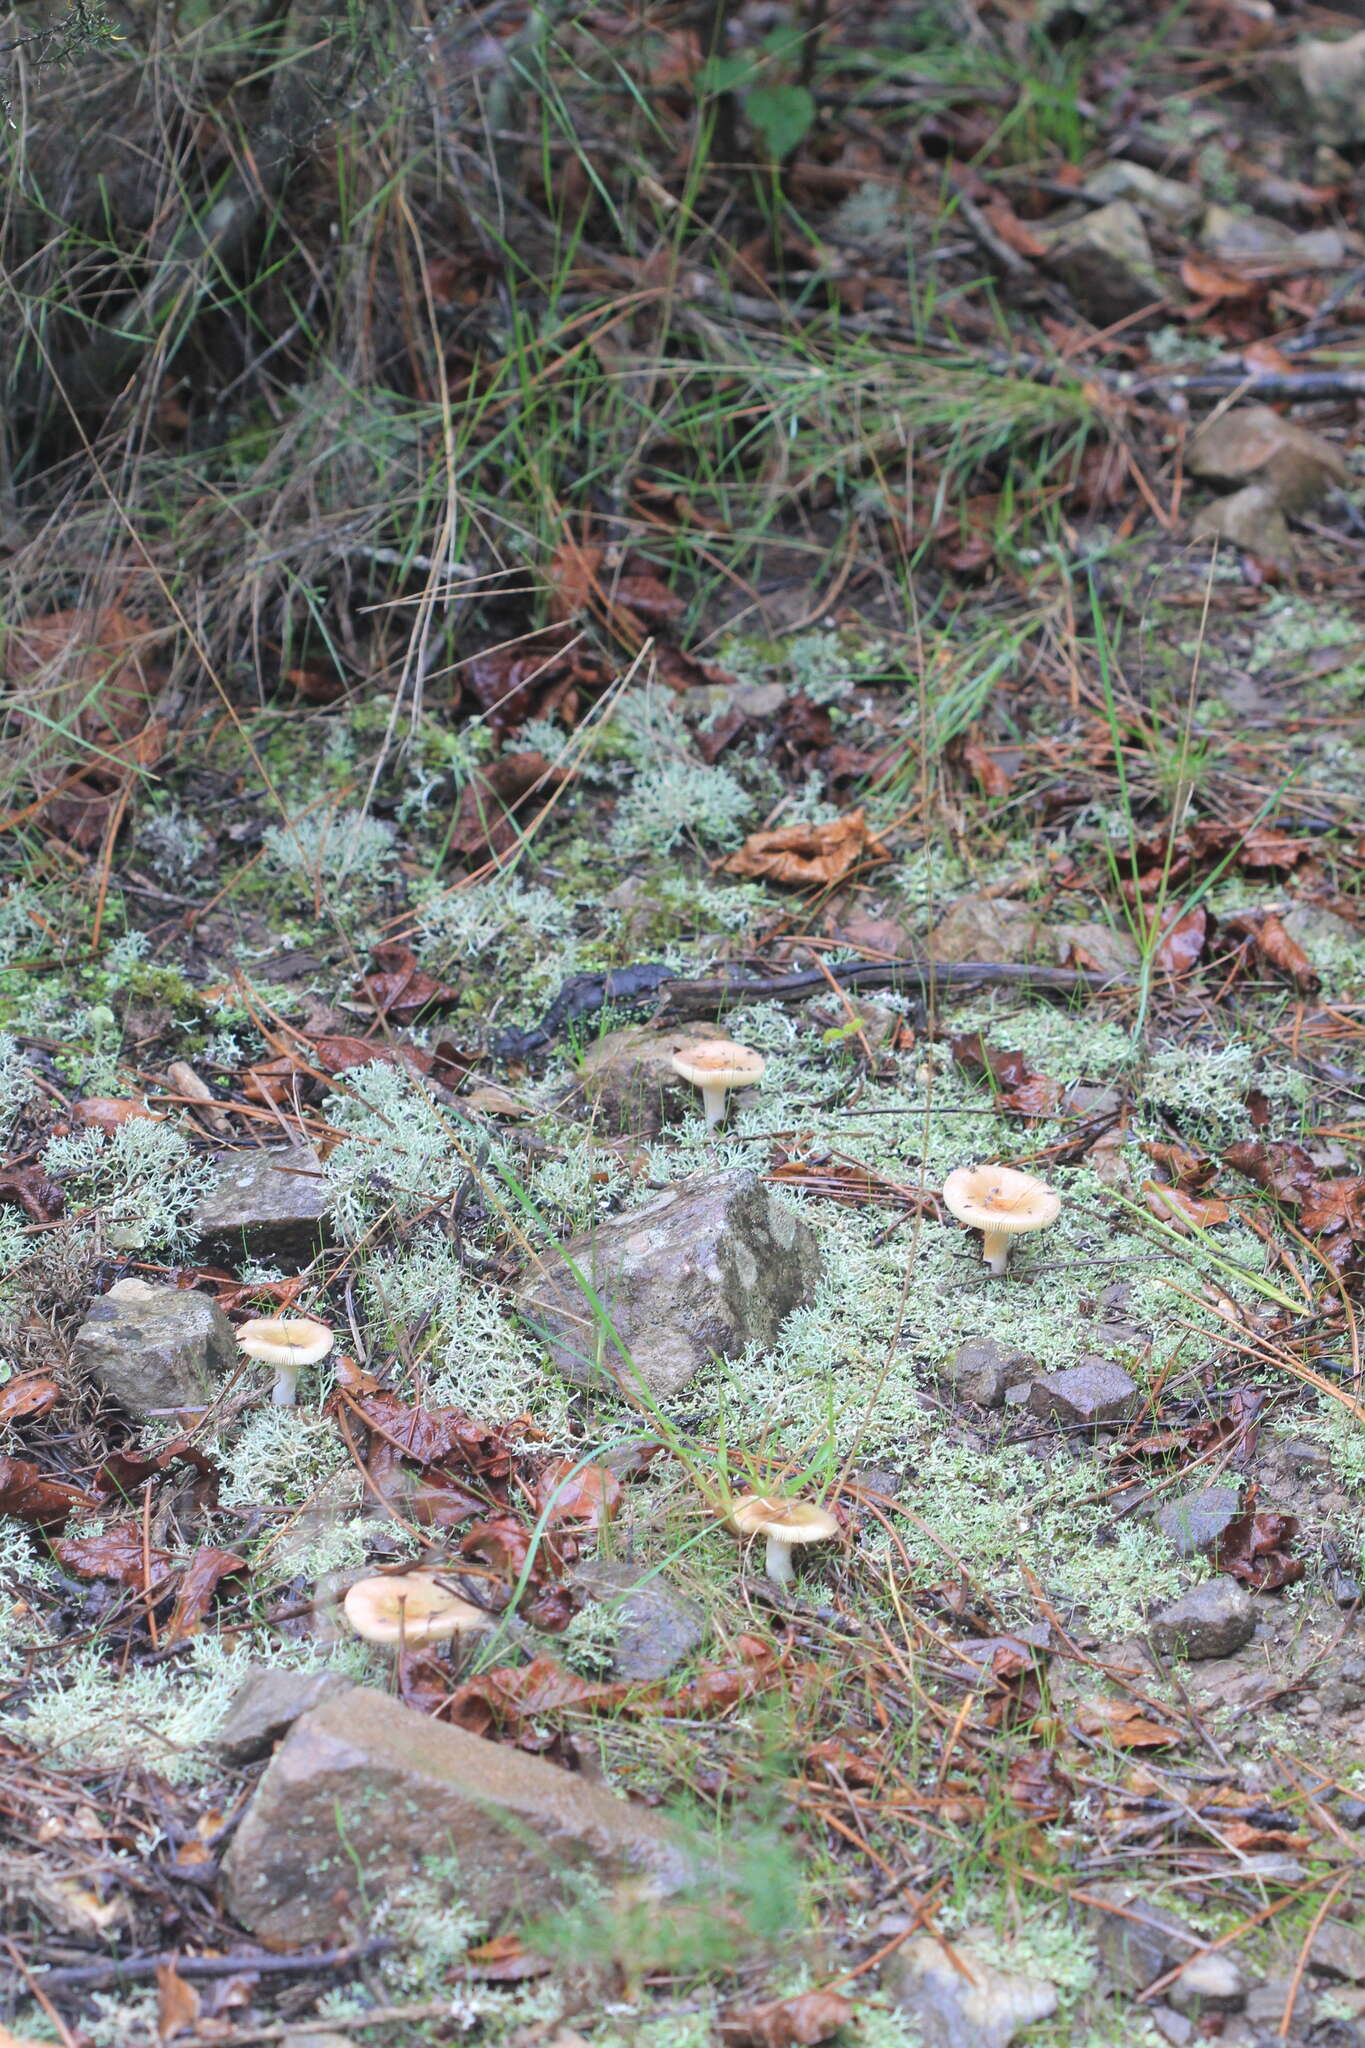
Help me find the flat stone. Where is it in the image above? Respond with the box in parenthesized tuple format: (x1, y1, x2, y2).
(1168, 1951, 1247, 2013)
(572, 1561, 705, 1682)
(1191, 482, 1293, 568)
(1309, 1921, 1365, 1983)
(515, 1170, 821, 1401)
(1041, 200, 1164, 322)
(215, 1666, 354, 1767)
(192, 1145, 331, 1257)
(1027, 1360, 1137, 1430)
(1201, 203, 1345, 271)
(1245, 1979, 1312, 2028)
(882, 1931, 1058, 2048)
(1154, 1487, 1241, 1559)
(1086, 1884, 1204, 1993)
(1263, 30, 1365, 147)
(1189, 405, 1347, 514)
(1092, 1318, 1147, 1350)
(1148, 2008, 1193, 2046)
(1084, 160, 1201, 224)
(1148, 1580, 1256, 1662)
(74, 1279, 235, 1417)
(575, 1024, 707, 1138)
(942, 1338, 1037, 1411)
(221, 1686, 699, 1945)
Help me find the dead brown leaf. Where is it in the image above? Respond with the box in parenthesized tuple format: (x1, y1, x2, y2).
(0, 1374, 59, 1425)
(719, 1990, 855, 2046)
(1075, 1699, 1181, 1748)
(352, 944, 459, 1023)
(723, 808, 888, 888)
(0, 1164, 63, 1221)
(448, 751, 568, 863)
(1153, 905, 1207, 977)
(0, 1454, 95, 1529)
(162, 1546, 247, 1646)
(155, 1958, 201, 2042)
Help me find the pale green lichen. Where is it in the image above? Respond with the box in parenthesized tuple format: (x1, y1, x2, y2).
(262, 806, 396, 888)
(41, 1115, 215, 1252)
(610, 756, 754, 857)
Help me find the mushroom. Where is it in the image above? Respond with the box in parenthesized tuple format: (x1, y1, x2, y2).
(670, 1038, 765, 1132)
(941, 1164, 1060, 1277)
(342, 1571, 489, 1649)
(235, 1315, 334, 1406)
(726, 1494, 840, 1587)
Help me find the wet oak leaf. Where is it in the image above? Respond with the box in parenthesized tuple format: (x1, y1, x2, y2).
(0, 1374, 59, 1426)
(949, 1032, 1062, 1118)
(53, 1519, 173, 1587)
(1214, 1511, 1303, 1591)
(1142, 1182, 1230, 1232)
(155, 1958, 201, 2043)
(0, 1165, 64, 1221)
(535, 1459, 622, 1530)
(719, 1991, 855, 2047)
(723, 808, 889, 888)
(962, 739, 1012, 798)
(0, 1454, 95, 1528)
(1154, 904, 1207, 977)
(71, 1097, 160, 1135)
(447, 751, 568, 863)
(354, 944, 458, 1024)
(162, 1547, 247, 1646)
(1075, 1699, 1180, 1748)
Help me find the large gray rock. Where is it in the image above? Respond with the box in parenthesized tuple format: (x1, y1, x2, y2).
(192, 1145, 331, 1256)
(1148, 1580, 1255, 1662)
(74, 1278, 234, 1416)
(1154, 1487, 1240, 1559)
(1028, 1360, 1137, 1431)
(1265, 30, 1365, 146)
(575, 1025, 702, 1137)
(515, 1171, 821, 1400)
(942, 1338, 1036, 1410)
(215, 1666, 353, 1767)
(1201, 203, 1344, 272)
(1086, 1883, 1204, 1992)
(1083, 160, 1200, 224)
(1041, 201, 1163, 322)
(220, 1686, 698, 1944)
(573, 1561, 705, 1682)
(1167, 1951, 1247, 2014)
(883, 1931, 1058, 2048)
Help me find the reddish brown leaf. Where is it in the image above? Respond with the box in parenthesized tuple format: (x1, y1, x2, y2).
(93, 1435, 220, 1504)
(53, 1520, 173, 1587)
(613, 568, 685, 629)
(1214, 1513, 1302, 1591)
(1075, 1699, 1180, 1748)
(155, 1958, 201, 2043)
(723, 809, 889, 889)
(284, 665, 346, 705)
(980, 198, 1047, 260)
(336, 1384, 522, 1484)
(719, 1990, 855, 2047)
(1223, 1139, 1321, 1206)
(0, 1454, 95, 1528)
(0, 1165, 63, 1221)
(0, 1374, 59, 1425)
(546, 539, 605, 623)
(353, 944, 458, 1024)
(949, 1032, 1062, 1119)
(71, 1097, 160, 1135)
(535, 1459, 622, 1531)
(1153, 905, 1207, 977)
(447, 751, 568, 863)
(162, 1547, 246, 1646)
(962, 738, 1012, 798)
(1180, 254, 1260, 302)
(1142, 1182, 1231, 1232)
(462, 1933, 552, 1981)
(1251, 912, 1317, 989)
(1006, 1750, 1073, 1822)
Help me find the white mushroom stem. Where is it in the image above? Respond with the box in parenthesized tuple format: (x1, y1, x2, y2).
(272, 1357, 303, 1406)
(981, 1227, 1012, 1277)
(700, 1082, 728, 1132)
(764, 1535, 795, 1586)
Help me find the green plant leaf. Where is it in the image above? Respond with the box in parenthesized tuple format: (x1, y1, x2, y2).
(745, 82, 816, 161)
(697, 52, 754, 94)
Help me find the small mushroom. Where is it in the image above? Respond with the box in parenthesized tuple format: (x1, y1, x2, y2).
(941, 1164, 1060, 1277)
(235, 1315, 334, 1406)
(342, 1572, 489, 1649)
(726, 1494, 840, 1587)
(670, 1038, 765, 1132)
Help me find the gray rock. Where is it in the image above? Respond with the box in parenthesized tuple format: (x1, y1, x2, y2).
(573, 1561, 705, 1682)
(1280, 904, 1362, 961)
(516, 1170, 821, 1401)
(1148, 1580, 1256, 1662)
(1041, 201, 1164, 322)
(221, 1686, 699, 1944)
(1168, 1951, 1247, 2014)
(1027, 1360, 1137, 1431)
(942, 1339, 1037, 1410)
(74, 1279, 235, 1417)
(282, 2034, 355, 2048)
(1246, 1979, 1312, 2028)
(882, 1931, 1058, 2048)
(215, 1666, 353, 1767)
(1148, 2008, 1193, 2046)
(193, 1145, 331, 1257)
(575, 1025, 704, 1137)
(1092, 1318, 1148, 1350)
(1310, 1921, 1365, 1983)
(1154, 1487, 1241, 1559)
(1191, 483, 1292, 568)
(1083, 160, 1201, 224)
(1264, 31, 1365, 147)
(1086, 1883, 1204, 1992)
(1201, 203, 1344, 271)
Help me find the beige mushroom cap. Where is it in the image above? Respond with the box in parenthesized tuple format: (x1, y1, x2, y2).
(726, 1495, 839, 1543)
(671, 1039, 766, 1090)
(941, 1165, 1060, 1236)
(342, 1572, 488, 1648)
(235, 1315, 335, 1367)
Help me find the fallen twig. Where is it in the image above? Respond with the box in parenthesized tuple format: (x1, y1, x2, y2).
(30, 1940, 392, 1992)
